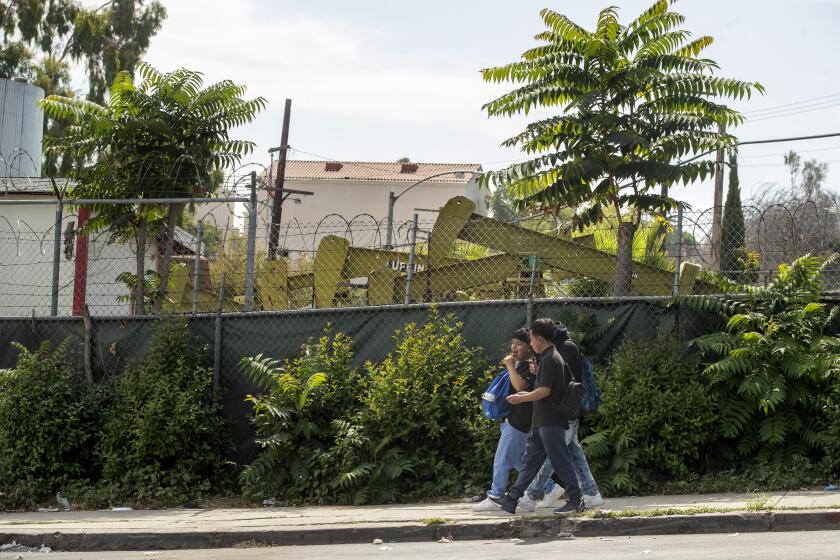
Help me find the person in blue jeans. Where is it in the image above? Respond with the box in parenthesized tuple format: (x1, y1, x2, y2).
(475, 328, 555, 512)
(524, 323, 603, 508)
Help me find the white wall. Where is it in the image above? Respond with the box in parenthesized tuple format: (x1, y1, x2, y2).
(252, 177, 485, 253)
(0, 202, 156, 317)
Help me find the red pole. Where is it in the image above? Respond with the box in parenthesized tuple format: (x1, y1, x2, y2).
(72, 207, 90, 316)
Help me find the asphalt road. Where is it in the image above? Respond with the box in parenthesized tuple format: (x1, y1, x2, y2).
(3, 531, 840, 559)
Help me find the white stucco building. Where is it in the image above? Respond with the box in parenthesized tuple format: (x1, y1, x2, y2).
(246, 160, 486, 253)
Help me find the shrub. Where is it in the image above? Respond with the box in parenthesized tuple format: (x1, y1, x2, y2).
(823, 379, 840, 478)
(0, 341, 100, 509)
(690, 254, 840, 464)
(584, 333, 718, 495)
(240, 329, 363, 503)
(96, 319, 230, 505)
(354, 309, 488, 500)
(241, 311, 491, 505)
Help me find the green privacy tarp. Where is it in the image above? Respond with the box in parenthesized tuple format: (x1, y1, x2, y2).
(0, 297, 730, 463)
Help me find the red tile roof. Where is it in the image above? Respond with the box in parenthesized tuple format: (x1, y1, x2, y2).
(271, 160, 482, 183)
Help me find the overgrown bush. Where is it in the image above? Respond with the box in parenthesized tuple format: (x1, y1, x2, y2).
(240, 329, 364, 503)
(241, 311, 491, 505)
(96, 319, 231, 504)
(823, 379, 840, 478)
(690, 254, 840, 466)
(354, 310, 488, 500)
(0, 341, 101, 509)
(584, 334, 718, 495)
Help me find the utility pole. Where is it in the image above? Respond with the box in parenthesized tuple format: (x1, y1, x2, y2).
(268, 98, 292, 260)
(711, 122, 726, 271)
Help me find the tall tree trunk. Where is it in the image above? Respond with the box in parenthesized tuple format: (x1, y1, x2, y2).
(152, 203, 180, 314)
(613, 221, 637, 297)
(135, 217, 146, 316)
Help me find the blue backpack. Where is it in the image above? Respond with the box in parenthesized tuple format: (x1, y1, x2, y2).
(579, 356, 602, 415)
(482, 370, 512, 421)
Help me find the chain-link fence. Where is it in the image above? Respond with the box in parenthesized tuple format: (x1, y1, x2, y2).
(3, 192, 839, 318)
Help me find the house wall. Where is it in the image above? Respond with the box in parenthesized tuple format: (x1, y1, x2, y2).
(0, 200, 156, 316)
(251, 177, 486, 253)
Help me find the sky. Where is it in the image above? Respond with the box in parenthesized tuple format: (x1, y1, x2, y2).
(78, 0, 840, 211)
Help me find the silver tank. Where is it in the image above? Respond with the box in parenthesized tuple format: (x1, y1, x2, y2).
(0, 77, 45, 177)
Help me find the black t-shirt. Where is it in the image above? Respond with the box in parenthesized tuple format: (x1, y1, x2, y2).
(532, 345, 569, 428)
(506, 360, 535, 433)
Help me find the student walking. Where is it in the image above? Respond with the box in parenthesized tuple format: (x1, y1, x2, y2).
(475, 328, 555, 511)
(523, 322, 603, 509)
(491, 318, 583, 516)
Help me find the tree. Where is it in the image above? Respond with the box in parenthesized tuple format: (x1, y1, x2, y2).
(720, 151, 748, 281)
(486, 185, 529, 222)
(783, 150, 829, 201)
(1, 0, 166, 175)
(480, 1, 763, 295)
(41, 63, 266, 314)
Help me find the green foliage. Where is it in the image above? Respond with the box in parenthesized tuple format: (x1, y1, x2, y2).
(1, 0, 167, 174)
(41, 63, 265, 312)
(357, 310, 488, 499)
(820, 375, 840, 478)
(585, 334, 718, 495)
(241, 311, 491, 505)
(721, 152, 755, 282)
(0, 341, 100, 509)
(480, 1, 762, 295)
(240, 329, 367, 503)
(688, 254, 840, 464)
(96, 319, 230, 504)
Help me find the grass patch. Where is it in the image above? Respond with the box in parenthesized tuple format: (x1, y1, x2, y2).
(421, 517, 451, 526)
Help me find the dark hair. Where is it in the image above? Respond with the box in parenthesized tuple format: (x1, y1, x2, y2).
(511, 328, 529, 343)
(530, 318, 570, 345)
(553, 321, 570, 344)
(529, 318, 555, 342)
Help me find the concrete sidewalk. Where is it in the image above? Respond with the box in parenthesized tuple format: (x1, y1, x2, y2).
(1, 490, 840, 551)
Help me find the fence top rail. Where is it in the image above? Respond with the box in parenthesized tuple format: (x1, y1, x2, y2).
(0, 196, 249, 206)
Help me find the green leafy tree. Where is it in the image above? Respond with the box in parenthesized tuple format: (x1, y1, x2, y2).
(689, 254, 840, 464)
(1, 0, 166, 175)
(40, 64, 265, 314)
(480, 1, 763, 295)
(720, 152, 750, 281)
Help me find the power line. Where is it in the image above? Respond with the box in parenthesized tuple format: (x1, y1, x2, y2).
(743, 92, 840, 115)
(739, 144, 840, 159)
(746, 101, 840, 123)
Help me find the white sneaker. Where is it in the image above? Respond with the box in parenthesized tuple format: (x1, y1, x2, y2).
(517, 494, 536, 512)
(584, 492, 604, 508)
(474, 497, 501, 511)
(537, 485, 566, 508)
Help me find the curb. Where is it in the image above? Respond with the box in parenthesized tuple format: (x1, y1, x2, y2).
(3, 510, 840, 551)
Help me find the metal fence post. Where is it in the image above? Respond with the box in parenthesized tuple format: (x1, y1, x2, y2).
(244, 171, 257, 312)
(213, 272, 226, 392)
(673, 202, 684, 296)
(526, 256, 537, 326)
(50, 199, 62, 316)
(404, 213, 418, 305)
(192, 221, 203, 314)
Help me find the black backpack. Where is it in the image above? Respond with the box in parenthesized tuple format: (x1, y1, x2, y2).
(554, 360, 585, 420)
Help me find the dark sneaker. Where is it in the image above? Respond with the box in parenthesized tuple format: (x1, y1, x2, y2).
(553, 499, 584, 516)
(489, 493, 518, 514)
